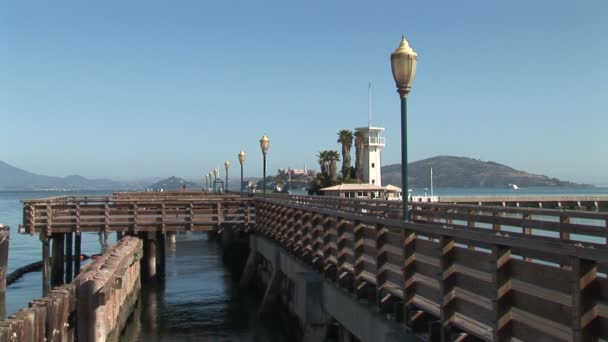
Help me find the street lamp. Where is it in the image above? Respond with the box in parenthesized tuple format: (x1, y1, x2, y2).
(259, 135, 269, 197)
(238, 149, 246, 195)
(390, 35, 418, 221)
(224, 160, 230, 192)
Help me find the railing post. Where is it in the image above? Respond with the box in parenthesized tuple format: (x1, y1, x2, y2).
(402, 227, 416, 307)
(491, 245, 512, 341)
(439, 236, 455, 341)
(571, 257, 596, 342)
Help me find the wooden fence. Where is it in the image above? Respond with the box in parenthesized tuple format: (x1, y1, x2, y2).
(20, 193, 255, 236)
(256, 197, 608, 341)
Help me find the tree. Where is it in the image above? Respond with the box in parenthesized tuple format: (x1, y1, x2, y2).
(317, 150, 330, 176)
(326, 150, 340, 182)
(354, 130, 366, 181)
(337, 129, 354, 179)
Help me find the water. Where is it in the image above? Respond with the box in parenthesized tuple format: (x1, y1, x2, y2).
(1, 188, 608, 339)
(0, 190, 289, 341)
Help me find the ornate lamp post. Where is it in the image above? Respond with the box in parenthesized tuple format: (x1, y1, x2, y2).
(238, 149, 246, 195)
(224, 160, 230, 192)
(390, 36, 418, 221)
(259, 135, 269, 197)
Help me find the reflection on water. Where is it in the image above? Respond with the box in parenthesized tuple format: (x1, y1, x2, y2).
(120, 232, 290, 342)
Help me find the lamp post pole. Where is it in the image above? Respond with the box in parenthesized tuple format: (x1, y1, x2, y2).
(205, 174, 208, 190)
(390, 36, 418, 222)
(224, 160, 230, 192)
(259, 135, 269, 197)
(238, 149, 246, 196)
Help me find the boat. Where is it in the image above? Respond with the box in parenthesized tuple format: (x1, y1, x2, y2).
(508, 184, 519, 189)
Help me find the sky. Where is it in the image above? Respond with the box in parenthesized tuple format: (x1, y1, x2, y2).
(1, 1, 607, 185)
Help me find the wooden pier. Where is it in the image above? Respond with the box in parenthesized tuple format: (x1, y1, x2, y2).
(5, 191, 608, 341)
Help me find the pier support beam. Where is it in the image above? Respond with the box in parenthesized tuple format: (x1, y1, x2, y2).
(295, 272, 329, 342)
(239, 236, 257, 288)
(142, 233, 157, 281)
(167, 232, 176, 244)
(0, 228, 9, 293)
(51, 234, 65, 287)
(156, 231, 166, 278)
(65, 233, 73, 283)
(42, 239, 50, 296)
(74, 233, 81, 276)
(259, 249, 281, 316)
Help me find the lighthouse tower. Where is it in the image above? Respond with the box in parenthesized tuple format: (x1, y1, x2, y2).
(356, 82, 385, 186)
(355, 126, 385, 186)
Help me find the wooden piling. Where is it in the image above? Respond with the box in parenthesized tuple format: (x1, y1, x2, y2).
(0, 227, 9, 293)
(65, 233, 73, 283)
(74, 233, 81, 276)
(142, 233, 157, 280)
(156, 231, 166, 277)
(51, 234, 65, 286)
(42, 239, 50, 296)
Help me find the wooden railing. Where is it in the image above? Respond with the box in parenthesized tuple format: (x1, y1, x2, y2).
(256, 196, 608, 341)
(20, 193, 255, 235)
(262, 194, 608, 247)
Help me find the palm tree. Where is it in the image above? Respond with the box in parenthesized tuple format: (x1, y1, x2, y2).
(337, 130, 354, 179)
(354, 130, 366, 181)
(326, 150, 340, 182)
(317, 150, 330, 176)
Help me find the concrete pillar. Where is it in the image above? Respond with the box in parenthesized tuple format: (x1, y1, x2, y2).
(294, 272, 329, 342)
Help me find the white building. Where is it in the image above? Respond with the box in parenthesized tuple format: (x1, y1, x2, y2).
(355, 126, 385, 186)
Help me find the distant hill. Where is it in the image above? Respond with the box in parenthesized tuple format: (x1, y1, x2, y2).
(148, 176, 199, 190)
(381, 156, 591, 188)
(0, 160, 132, 190)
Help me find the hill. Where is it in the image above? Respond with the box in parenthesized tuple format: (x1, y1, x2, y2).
(148, 176, 199, 190)
(0, 160, 131, 190)
(381, 156, 590, 188)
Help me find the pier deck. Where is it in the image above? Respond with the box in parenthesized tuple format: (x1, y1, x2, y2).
(10, 192, 608, 341)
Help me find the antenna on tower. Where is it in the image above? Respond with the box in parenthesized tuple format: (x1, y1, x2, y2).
(368, 81, 372, 127)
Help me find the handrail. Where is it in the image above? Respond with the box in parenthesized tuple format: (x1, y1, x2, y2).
(255, 197, 608, 341)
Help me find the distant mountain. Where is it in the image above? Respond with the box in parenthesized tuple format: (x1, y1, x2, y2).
(381, 156, 591, 188)
(0, 160, 132, 190)
(148, 176, 199, 190)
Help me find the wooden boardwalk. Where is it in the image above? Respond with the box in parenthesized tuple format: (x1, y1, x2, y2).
(17, 192, 608, 341)
(20, 192, 255, 236)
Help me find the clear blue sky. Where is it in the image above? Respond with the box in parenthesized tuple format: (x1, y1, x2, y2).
(1, 1, 607, 184)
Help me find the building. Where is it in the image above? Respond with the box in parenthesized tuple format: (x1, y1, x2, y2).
(319, 183, 402, 200)
(355, 126, 385, 186)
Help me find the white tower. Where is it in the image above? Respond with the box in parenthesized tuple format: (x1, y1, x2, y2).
(355, 126, 385, 186)
(355, 82, 385, 186)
